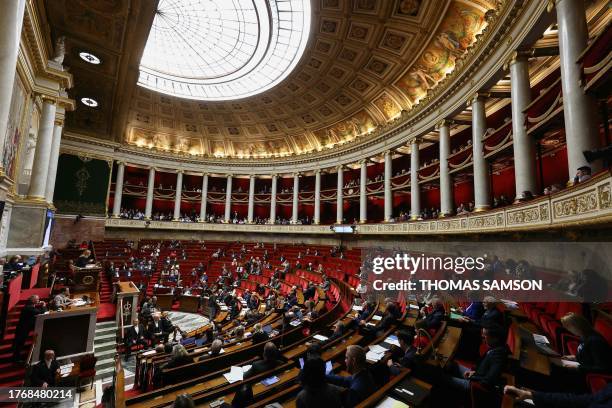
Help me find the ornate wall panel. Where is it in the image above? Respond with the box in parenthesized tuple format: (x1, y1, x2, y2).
(53, 153, 111, 215)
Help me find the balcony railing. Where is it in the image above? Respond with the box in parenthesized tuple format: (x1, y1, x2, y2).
(106, 171, 611, 235)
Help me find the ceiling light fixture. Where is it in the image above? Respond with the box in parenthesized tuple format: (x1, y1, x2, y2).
(79, 51, 101, 64)
(80, 97, 99, 107)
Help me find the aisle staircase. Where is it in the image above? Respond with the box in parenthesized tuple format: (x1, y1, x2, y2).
(92, 321, 135, 386)
(0, 301, 29, 387)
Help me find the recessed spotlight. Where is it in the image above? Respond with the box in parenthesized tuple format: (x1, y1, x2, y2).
(80, 97, 99, 107)
(79, 52, 101, 64)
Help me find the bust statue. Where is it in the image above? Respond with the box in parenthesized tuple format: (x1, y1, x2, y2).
(52, 36, 66, 65)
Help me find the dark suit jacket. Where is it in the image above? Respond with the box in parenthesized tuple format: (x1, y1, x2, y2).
(251, 331, 269, 344)
(31, 359, 60, 386)
(16, 302, 46, 336)
(464, 302, 485, 321)
(480, 307, 504, 328)
(161, 318, 174, 333)
(244, 358, 284, 379)
(423, 306, 445, 330)
(163, 355, 194, 370)
(75, 256, 89, 268)
(147, 321, 164, 338)
(533, 382, 612, 408)
(126, 324, 146, 343)
(577, 333, 612, 373)
(398, 346, 419, 368)
(304, 286, 316, 300)
(296, 383, 343, 408)
(470, 345, 509, 388)
(327, 369, 377, 408)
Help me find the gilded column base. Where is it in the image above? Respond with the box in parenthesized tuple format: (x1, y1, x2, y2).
(25, 195, 47, 203)
(473, 206, 491, 212)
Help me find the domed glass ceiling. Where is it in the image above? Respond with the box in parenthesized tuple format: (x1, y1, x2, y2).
(138, 0, 311, 101)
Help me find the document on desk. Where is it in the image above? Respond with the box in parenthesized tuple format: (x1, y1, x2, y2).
(223, 366, 244, 383)
(375, 396, 409, 408)
(352, 305, 363, 311)
(369, 344, 389, 354)
(372, 315, 383, 321)
(384, 335, 400, 347)
(532, 334, 549, 344)
(550, 357, 579, 368)
(366, 346, 386, 363)
(313, 334, 329, 342)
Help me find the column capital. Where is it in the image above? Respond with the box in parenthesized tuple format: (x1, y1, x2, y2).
(435, 119, 453, 130)
(249, 174, 256, 179)
(226, 173, 233, 178)
(503, 50, 531, 71)
(358, 159, 367, 166)
(293, 172, 301, 177)
(176, 169, 184, 174)
(202, 172, 210, 177)
(54, 118, 64, 127)
(383, 149, 392, 157)
(314, 168, 322, 174)
(467, 92, 489, 107)
(271, 173, 278, 178)
(116, 160, 126, 166)
(336, 164, 344, 171)
(410, 137, 423, 146)
(148, 166, 157, 172)
(39, 94, 58, 105)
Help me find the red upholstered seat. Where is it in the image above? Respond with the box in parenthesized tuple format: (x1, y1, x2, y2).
(586, 373, 612, 393)
(594, 316, 612, 346)
(77, 355, 97, 389)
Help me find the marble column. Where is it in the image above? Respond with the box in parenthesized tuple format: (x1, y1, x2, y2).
(199, 173, 208, 221)
(555, 0, 600, 180)
(384, 150, 393, 221)
(269, 174, 277, 224)
(144, 167, 155, 219)
(291, 173, 299, 224)
(437, 120, 454, 216)
(314, 170, 321, 225)
(44, 118, 64, 204)
(247, 175, 255, 223)
(509, 52, 537, 199)
(111, 161, 125, 217)
(224, 174, 232, 223)
(336, 166, 344, 224)
(173, 171, 183, 220)
(0, 0, 27, 169)
(471, 94, 491, 210)
(27, 98, 57, 199)
(359, 160, 367, 223)
(410, 139, 421, 220)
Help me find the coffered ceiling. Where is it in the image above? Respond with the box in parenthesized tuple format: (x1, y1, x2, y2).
(40, 0, 496, 160)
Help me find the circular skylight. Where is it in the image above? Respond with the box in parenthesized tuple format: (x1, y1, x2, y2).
(138, 0, 311, 101)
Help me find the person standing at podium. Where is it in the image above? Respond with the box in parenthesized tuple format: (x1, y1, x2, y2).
(13, 295, 46, 362)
